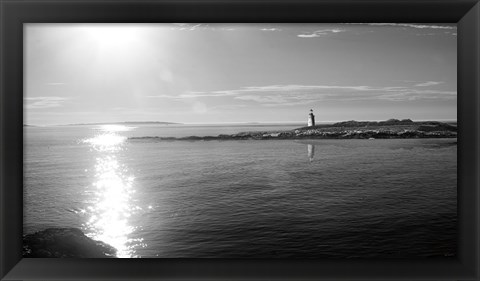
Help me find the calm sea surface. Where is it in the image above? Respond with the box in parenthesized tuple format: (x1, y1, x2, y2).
(24, 124, 457, 258)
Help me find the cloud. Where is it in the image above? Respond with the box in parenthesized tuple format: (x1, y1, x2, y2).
(415, 33, 437, 36)
(343, 23, 456, 36)
(415, 81, 444, 87)
(24, 96, 69, 109)
(261, 28, 282, 31)
(145, 94, 186, 99)
(183, 85, 376, 97)
(149, 82, 456, 107)
(171, 23, 206, 31)
(170, 24, 238, 32)
(298, 29, 345, 38)
(209, 104, 247, 111)
(146, 91, 238, 99)
(367, 23, 456, 30)
(442, 31, 457, 36)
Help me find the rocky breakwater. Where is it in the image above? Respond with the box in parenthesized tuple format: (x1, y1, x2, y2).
(23, 228, 117, 258)
(129, 119, 457, 142)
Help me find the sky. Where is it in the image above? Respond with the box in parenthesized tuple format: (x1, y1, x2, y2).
(24, 23, 457, 125)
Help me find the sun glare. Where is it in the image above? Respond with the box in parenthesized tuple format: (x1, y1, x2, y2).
(85, 25, 141, 51)
(81, 124, 143, 257)
(87, 155, 136, 258)
(83, 125, 135, 152)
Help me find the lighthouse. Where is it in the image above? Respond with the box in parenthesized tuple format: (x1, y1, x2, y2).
(307, 109, 315, 127)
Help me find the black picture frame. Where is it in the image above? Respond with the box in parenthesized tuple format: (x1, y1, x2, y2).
(1, 0, 479, 280)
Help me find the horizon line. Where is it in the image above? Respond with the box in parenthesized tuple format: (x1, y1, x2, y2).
(24, 118, 458, 127)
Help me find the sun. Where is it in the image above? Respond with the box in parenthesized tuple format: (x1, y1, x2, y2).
(82, 24, 143, 52)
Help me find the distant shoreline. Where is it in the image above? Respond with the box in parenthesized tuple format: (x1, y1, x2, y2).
(129, 119, 457, 141)
(61, 121, 180, 126)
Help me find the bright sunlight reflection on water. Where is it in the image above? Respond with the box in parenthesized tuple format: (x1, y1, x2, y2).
(82, 125, 143, 257)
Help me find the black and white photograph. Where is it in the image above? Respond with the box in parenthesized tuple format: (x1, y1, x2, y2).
(23, 23, 457, 258)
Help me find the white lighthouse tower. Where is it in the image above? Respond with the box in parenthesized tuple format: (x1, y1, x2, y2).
(307, 109, 315, 127)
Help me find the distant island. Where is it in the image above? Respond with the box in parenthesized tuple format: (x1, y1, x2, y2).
(129, 119, 457, 141)
(62, 121, 180, 126)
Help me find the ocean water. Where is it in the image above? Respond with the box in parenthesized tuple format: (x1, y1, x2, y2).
(23, 124, 457, 258)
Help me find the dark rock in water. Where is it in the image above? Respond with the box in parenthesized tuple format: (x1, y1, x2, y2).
(23, 228, 117, 258)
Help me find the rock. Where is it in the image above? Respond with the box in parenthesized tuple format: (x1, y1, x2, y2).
(23, 228, 117, 258)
